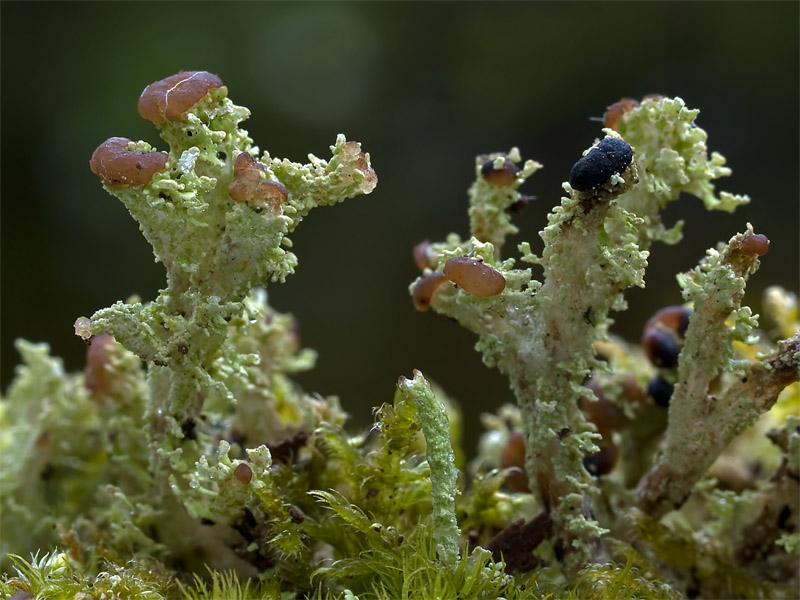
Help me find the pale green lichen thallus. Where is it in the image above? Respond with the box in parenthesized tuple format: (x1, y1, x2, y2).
(0, 80, 797, 600)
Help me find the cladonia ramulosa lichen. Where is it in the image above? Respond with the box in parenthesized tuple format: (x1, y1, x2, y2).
(1, 78, 797, 599)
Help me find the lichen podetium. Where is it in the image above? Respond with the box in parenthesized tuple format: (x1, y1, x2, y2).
(1, 79, 797, 599)
(410, 96, 798, 584)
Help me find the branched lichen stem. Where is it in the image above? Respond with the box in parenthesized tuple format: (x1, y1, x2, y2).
(513, 167, 640, 567)
(639, 330, 800, 518)
(638, 229, 799, 518)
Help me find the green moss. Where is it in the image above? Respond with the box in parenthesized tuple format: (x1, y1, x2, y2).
(0, 551, 175, 600)
(178, 567, 281, 600)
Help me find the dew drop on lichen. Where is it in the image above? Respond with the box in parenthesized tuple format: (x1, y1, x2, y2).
(74, 317, 93, 340)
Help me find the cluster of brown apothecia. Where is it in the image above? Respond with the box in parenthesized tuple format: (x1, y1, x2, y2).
(90, 72, 225, 187)
(411, 246, 507, 311)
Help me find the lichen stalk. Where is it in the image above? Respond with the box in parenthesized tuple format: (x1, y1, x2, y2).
(509, 158, 642, 565)
(638, 228, 800, 516)
(468, 148, 542, 252)
(81, 80, 375, 451)
(413, 136, 644, 567)
(409, 99, 765, 573)
(397, 370, 461, 566)
(74, 72, 376, 562)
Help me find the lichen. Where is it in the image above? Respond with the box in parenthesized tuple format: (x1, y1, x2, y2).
(409, 95, 797, 585)
(2, 77, 798, 600)
(397, 371, 460, 565)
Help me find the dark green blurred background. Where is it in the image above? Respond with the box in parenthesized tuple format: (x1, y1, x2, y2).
(2, 2, 798, 446)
